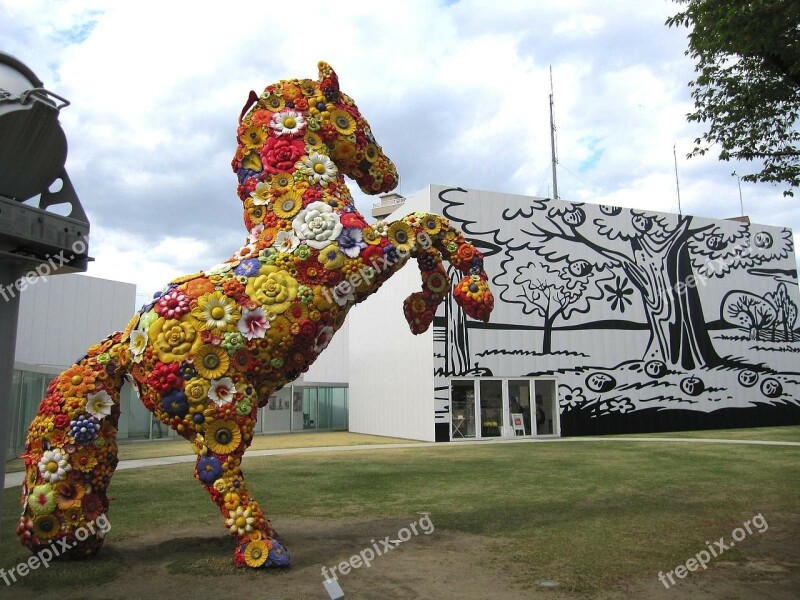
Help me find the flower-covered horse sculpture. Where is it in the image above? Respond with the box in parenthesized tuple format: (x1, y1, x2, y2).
(19, 62, 494, 569)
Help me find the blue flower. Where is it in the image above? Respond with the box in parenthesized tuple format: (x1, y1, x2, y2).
(162, 389, 189, 418)
(69, 414, 101, 445)
(235, 258, 262, 278)
(267, 540, 291, 567)
(197, 456, 222, 485)
(337, 228, 366, 258)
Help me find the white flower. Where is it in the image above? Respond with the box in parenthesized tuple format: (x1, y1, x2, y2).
(38, 449, 71, 483)
(86, 390, 114, 419)
(313, 326, 335, 353)
(270, 109, 306, 136)
(297, 151, 338, 185)
(292, 201, 343, 249)
(250, 181, 271, 205)
(129, 330, 148, 363)
(208, 377, 237, 406)
(275, 230, 300, 254)
(238, 307, 270, 340)
(225, 505, 255, 535)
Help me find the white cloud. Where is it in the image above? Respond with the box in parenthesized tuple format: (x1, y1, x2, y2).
(2, 0, 796, 302)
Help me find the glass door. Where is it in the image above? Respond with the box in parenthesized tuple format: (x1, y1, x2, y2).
(533, 379, 558, 435)
(450, 380, 476, 439)
(508, 380, 532, 436)
(479, 380, 503, 438)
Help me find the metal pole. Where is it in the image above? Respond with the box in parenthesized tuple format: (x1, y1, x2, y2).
(673, 144, 682, 216)
(0, 262, 23, 541)
(549, 66, 559, 201)
(737, 174, 744, 216)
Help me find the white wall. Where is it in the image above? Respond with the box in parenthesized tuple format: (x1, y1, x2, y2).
(15, 273, 136, 369)
(347, 188, 436, 441)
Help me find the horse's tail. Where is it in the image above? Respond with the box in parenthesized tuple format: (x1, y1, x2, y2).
(18, 330, 131, 558)
(400, 213, 494, 334)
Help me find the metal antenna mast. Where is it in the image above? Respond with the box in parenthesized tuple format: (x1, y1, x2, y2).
(673, 144, 682, 215)
(549, 66, 559, 200)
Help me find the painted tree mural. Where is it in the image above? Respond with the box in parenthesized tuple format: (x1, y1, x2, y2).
(440, 188, 794, 370)
(505, 258, 608, 353)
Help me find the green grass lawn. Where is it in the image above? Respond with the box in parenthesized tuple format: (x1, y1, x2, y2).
(2, 439, 798, 595)
(612, 424, 800, 443)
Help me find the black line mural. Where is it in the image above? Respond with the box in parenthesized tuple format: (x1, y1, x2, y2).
(433, 186, 800, 435)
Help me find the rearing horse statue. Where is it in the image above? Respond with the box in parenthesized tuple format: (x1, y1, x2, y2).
(18, 62, 494, 569)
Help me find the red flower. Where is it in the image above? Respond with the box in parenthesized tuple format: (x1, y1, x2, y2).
(340, 212, 367, 229)
(361, 245, 383, 265)
(147, 362, 183, 394)
(53, 414, 70, 430)
(302, 188, 323, 205)
(261, 137, 305, 174)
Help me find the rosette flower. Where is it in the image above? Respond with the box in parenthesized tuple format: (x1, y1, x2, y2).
(244, 266, 298, 315)
(292, 201, 343, 249)
(261, 137, 305, 174)
(149, 317, 203, 363)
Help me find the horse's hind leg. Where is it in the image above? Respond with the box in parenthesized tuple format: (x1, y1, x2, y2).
(193, 416, 289, 568)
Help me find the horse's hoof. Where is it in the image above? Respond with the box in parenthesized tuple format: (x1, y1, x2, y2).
(238, 539, 290, 568)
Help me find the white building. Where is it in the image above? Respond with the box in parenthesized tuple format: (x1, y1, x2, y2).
(347, 185, 800, 441)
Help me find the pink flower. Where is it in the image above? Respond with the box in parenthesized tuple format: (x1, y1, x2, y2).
(208, 377, 236, 406)
(237, 307, 269, 340)
(155, 289, 191, 319)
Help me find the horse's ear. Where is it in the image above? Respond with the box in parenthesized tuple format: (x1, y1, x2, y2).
(317, 60, 340, 99)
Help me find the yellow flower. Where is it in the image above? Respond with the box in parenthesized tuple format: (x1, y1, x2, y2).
(304, 130, 323, 151)
(273, 190, 302, 219)
(364, 143, 380, 163)
(192, 291, 241, 333)
(329, 108, 356, 135)
(32, 514, 61, 540)
(240, 125, 267, 150)
(194, 346, 230, 379)
(245, 266, 298, 315)
(185, 378, 211, 404)
(388, 221, 415, 252)
(244, 539, 269, 568)
(362, 226, 381, 246)
(205, 420, 242, 454)
(271, 172, 293, 192)
(149, 317, 202, 363)
(318, 244, 345, 270)
(261, 94, 284, 112)
(422, 214, 444, 236)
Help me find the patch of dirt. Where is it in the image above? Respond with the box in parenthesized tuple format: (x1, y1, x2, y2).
(8, 514, 800, 599)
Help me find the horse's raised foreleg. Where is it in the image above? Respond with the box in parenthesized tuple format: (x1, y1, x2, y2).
(400, 213, 494, 333)
(193, 416, 289, 568)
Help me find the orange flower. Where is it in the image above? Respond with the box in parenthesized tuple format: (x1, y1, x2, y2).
(58, 365, 96, 398)
(184, 278, 216, 299)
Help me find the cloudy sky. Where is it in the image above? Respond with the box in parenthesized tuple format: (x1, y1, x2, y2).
(3, 0, 798, 308)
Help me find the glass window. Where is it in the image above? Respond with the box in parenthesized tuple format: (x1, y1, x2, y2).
(479, 380, 503, 437)
(292, 387, 317, 431)
(450, 380, 476, 439)
(331, 387, 348, 430)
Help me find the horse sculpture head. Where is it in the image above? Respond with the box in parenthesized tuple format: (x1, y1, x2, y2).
(232, 61, 398, 217)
